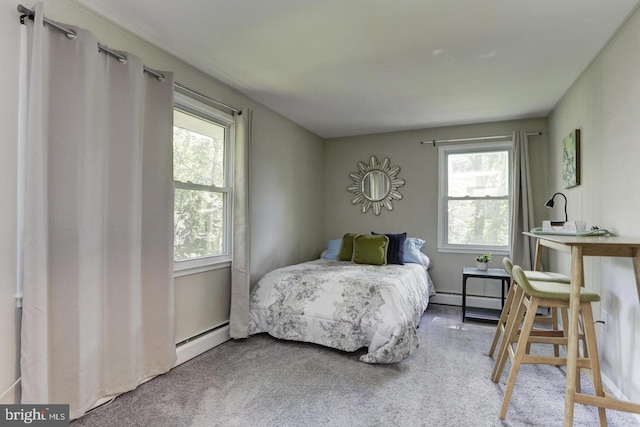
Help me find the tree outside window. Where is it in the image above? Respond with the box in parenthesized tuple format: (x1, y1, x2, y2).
(173, 104, 231, 264)
(438, 143, 512, 253)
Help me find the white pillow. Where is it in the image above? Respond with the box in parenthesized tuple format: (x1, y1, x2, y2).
(420, 252, 431, 270)
(403, 237, 425, 264)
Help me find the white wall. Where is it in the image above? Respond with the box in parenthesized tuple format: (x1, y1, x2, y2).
(0, 0, 323, 402)
(323, 118, 549, 301)
(548, 5, 640, 403)
(250, 107, 325, 283)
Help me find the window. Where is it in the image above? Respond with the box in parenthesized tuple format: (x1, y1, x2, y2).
(173, 93, 234, 272)
(437, 142, 512, 253)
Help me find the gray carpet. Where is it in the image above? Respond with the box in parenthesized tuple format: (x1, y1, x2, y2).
(72, 304, 639, 426)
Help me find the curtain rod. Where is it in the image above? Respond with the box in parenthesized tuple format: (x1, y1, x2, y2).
(173, 82, 240, 114)
(17, 4, 241, 114)
(18, 4, 75, 38)
(420, 132, 542, 147)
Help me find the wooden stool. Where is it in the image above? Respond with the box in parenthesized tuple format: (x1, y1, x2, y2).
(491, 259, 586, 394)
(488, 257, 570, 359)
(496, 265, 607, 425)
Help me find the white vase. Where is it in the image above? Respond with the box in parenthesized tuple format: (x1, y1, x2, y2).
(476, 261, 489, 271)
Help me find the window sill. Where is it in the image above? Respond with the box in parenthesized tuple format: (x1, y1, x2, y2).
(174, 259, 232, 278)
(437, 247, 510, 256)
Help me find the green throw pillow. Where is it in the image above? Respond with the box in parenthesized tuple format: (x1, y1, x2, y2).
(353, 235, 389, 265)
(338, 233, 360, 261)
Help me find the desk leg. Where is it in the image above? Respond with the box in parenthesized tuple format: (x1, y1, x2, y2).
(564, 246, 583, 427)
(534, 240, 543, 271)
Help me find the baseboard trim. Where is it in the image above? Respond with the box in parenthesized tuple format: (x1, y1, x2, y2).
(600, 373, 640, 424)
(429, 293, 548, 315)
(174, 325, 230, 367)
(430, 293, 503, 310)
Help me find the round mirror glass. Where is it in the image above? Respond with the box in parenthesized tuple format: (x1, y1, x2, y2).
(361, 170, 391, 201)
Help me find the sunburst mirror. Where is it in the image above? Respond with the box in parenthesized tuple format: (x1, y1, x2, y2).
(347, 156, 405, 215)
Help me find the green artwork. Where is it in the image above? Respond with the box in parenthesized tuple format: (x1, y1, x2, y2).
(562, 129, 580, 188)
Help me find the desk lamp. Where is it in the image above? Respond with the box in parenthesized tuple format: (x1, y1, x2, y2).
(544, 192, 568, 226)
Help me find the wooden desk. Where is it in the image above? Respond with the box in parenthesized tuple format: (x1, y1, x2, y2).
(524, 232, 640, 426)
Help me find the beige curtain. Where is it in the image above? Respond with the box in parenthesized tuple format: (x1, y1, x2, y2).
(509, 130, 536, 269)
(20, 4, 175, 419)
(230, 109, 252, 338)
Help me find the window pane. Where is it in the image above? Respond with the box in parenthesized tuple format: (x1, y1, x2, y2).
(174, 189, 225, 260)
(447, 151, 508, 197)
(447, 199, 509, 246)
(173, 110, 225, 187)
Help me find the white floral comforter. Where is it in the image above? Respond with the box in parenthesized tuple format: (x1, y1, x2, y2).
(249, 259, 432, 363)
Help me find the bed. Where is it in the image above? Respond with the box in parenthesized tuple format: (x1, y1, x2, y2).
(248, 253, 435, 363)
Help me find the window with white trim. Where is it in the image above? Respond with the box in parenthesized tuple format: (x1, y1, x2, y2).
(437, 142, 512, 253)
(173, 93, 234, 271)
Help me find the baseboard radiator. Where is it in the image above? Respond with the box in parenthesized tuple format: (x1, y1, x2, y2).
(430, 292, 503, 310)
(175, 322, 230, 367)
(429, 293, 548, 315)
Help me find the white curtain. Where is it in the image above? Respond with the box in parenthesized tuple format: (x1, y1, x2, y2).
(20, 4, 175, 419)
(510, 130, 536, 269)
(230, 109, 252, 338)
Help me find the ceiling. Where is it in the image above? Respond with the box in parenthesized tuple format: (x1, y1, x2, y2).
(77, 0, 639, 139)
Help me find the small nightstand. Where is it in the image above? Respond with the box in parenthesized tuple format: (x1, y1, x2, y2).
(462, 267, 511, 322)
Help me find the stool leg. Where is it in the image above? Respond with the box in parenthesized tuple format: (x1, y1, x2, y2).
(581, 302, 607, 426)
(492, 285, 525, 382)
(489, 279, 516, 357)
(561, 307, 569, 342)
(578, 314, 589, 359)
(577, 311, 586, 393)
(552, 307, 560, 357)
(499, 297, 540, 420)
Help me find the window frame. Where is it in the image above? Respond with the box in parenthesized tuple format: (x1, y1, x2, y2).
(173, 92, 235, 276)
(437, 141, 513, 255)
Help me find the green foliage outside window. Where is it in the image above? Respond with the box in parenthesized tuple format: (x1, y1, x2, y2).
(173, 111, 227, 261)
(445, 148, 510, 248)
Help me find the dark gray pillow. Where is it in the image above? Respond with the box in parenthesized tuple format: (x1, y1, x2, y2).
(372, 232, 406, 265)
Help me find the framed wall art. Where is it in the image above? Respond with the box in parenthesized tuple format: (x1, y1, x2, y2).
(562, 129, 580, 188)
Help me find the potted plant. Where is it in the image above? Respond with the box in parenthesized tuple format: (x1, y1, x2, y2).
(475, 253, 492, 271)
